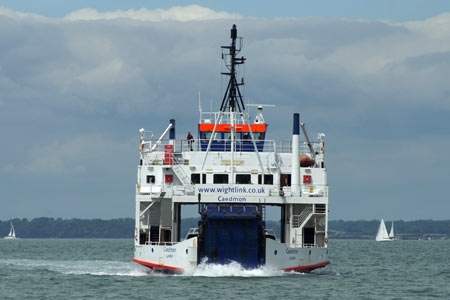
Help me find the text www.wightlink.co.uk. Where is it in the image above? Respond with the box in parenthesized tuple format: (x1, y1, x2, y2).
(196, 186, 266, 195)
(194, 185, 270, 202)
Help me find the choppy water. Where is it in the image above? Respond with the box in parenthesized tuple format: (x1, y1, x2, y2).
(1, 239, 449, 299)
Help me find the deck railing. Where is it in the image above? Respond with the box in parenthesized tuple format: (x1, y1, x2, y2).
(292, 206, 313, 228)
(199, 111, 252, 125)
(145, 241, 177, 246)
(140, 138, 317, 154)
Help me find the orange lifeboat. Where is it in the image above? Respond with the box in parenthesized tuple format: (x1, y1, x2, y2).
(300, 153, 315, 167)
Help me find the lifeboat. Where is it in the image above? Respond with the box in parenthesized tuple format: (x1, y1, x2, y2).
(300, 153, 315, 167)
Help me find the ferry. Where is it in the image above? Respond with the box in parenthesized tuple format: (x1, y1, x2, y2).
(132, 25, 330, 273)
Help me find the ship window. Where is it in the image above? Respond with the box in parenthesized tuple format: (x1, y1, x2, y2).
(191, 173, 200, 184)
(223, 132, 231, 140)
(213, 174, 229, 184)
(200, 131, 210, 140)
(146, 175, 155, 184)
(280, 174, 291, 187)
(253, 132, 264, 141)
(212, 132, 221, 141)
(236, 174, 251, 184)
(258, 174, 273, 185)
(200, 131, 221, 142)
(202, 174, 207, 184)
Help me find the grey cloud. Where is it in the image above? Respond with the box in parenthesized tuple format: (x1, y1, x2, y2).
(3, 135, 134, 175)
(64, 6, 242, 22)
(1, 7, 449, 220)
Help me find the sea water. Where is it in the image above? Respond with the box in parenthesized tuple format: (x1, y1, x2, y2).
(0, 239, 449, 299)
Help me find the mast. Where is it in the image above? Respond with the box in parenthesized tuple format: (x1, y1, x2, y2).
(220, 24, 246, 113)
(220, 25, 246, 183)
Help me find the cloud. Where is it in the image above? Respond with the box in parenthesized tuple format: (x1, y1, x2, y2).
(64, 6, 242, 22)
(75, 59, 124, 86)
(2, 135, 134, 175)
(0, 7, 45, 20)
(403, 12, 450, 38)
(1, 6, 450, 219)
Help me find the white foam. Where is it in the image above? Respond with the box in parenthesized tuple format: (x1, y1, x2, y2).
(1, 258, 151, 277)
(182, 260, 285, 277)
(1, 258, 294, 277)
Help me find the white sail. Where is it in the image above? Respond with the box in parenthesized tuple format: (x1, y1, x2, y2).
(389, 222, 395, 239)
(4, 222, 17, 239)
(11, 223, 16, 238)
(375, 219, 391, 242)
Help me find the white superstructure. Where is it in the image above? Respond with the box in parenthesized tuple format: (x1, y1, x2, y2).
(132, 25, 330, 273)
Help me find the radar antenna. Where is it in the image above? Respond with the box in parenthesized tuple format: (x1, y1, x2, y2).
(220, 24, 246, 113)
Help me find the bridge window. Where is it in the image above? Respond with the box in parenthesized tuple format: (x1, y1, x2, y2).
(200, 131, 221, 141)
(200, 131, 210, 140)
(242, 133, 251, 140)
(236, 174, 251, 184)
(258, 174, 273, 185)
(253, 132, 264, 141)
(213, 174, 229, 184)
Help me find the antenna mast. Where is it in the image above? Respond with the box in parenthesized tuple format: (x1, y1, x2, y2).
(220, 24, 246, 113)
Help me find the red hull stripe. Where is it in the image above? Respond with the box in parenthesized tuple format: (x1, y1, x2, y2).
(281, 260, 330, 272)
(132, 258, 184, 272)
(133, 258, 330, 273)
(199, 124, 266, 132)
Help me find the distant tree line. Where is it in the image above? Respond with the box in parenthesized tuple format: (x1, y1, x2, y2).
(1, 217, 449, 239)
(0, 217, 133, 238)
(329, 219, 450, 239)
(329, 219, 450, 235)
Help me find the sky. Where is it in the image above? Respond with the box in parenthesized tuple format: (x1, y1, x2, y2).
(0, 1, 449, 221)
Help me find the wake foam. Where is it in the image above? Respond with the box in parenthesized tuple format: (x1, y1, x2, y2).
(2, 258, 295, 278)
(1, 258, 151, 277)
(182, 260, 285, 277)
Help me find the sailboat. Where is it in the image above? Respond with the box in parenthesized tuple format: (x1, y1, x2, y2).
(388, 221, 395, 240)
(375, 219, 393, 242)
(4, 222, 17, 239)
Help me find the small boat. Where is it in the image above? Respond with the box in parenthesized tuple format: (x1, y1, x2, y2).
(4, 222, 17, 239)
(375, 219, 393, 242)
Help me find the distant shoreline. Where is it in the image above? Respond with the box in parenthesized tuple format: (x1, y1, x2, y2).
(1, 218, 449, 240)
